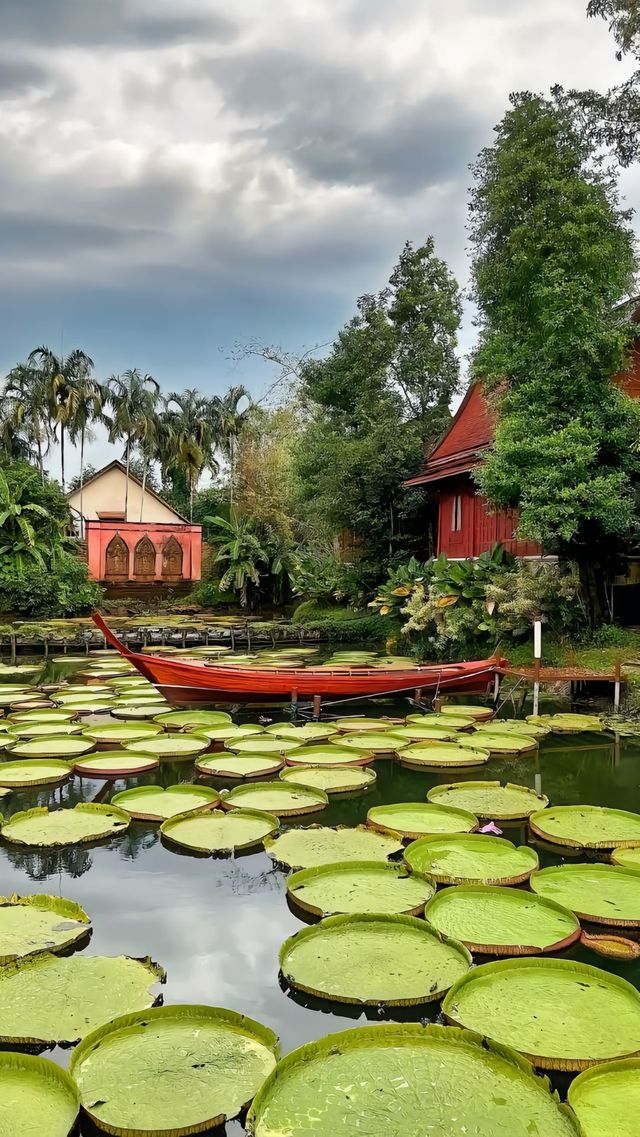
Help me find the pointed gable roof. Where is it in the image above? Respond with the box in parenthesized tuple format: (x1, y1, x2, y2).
(404, 381, 494, 486)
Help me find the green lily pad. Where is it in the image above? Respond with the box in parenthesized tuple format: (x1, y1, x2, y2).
(439, 704, 495, 721)
(81, 722, 163, 746)
(387, 725, 456, 743)
(246, 1023, 580, 1137)
(530, 863, 640, 926)
(404, 833, 539, 885)
(612, 846, 640, 869)
(526, 713, 604, 734)
(427, 781, 549, 820)
(125, 735, 209, 760)
(425, 885, 580, 955)
(189, 723, 263, 742)
(153, 709, 232, 730)
(161, 808, 279, 855)
(569, 1058, 640, 1137)
(0, 760, 72, 789)
(7, 722, 84, 740)
(0, 894, 91, 964)
(332, 731, 400, 753)
(279, 765, 377, 796)
(110, 704, 169, 719)
(280, 913, 471, 1005)
(8, 709, 77, 723)
(196, 753, 285, 779)
(529, 805, 640, 849)
(332, 717, 397, 732)
(58, 700, 116, 715)
(367, 802, 478, 839)
(111, 784, 220, 822)
(406, 712, 476, 729)
(265, 723, 339, 742)
(0, 953, 164, 1046)
(443, 957, 640, 1071)
(225, 737, 300, 755)
(286, 743, 374, 768)
(70, 1004, 278, 1137)
(1, 803, 130, 847)
(477, 719, 550, 739)
(287, 861, 435, 918)
(0, 1052, 79, 1137)
(457, 732, 537, 754)
(264, 825, 403, 871)
(7, 735, 96, 758)
(398, 742, 490, 769)
(221, 781, 328, 817)
(0, 689, 36, 707)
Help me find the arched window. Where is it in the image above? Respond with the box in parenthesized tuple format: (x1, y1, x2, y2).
(162, 535, 183, 578)
(134, 535, 156, 578)
(104, 534, 129, 580)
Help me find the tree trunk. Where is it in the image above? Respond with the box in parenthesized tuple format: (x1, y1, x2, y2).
(140, 454, 147, 523)
(60, 426, 65, 491)
(189, 474, 194, 523)
(124, 438, 130, 520)
(36, 437, 44, 485)
(578, 560, 605, 628)
(229, 436, 235, 509)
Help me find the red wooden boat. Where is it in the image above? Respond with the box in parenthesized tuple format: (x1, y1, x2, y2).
(92, 612, 503, 706)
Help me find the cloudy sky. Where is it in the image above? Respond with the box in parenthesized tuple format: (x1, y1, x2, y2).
(1, 0, 638, 474)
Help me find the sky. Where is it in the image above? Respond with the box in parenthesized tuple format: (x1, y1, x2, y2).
(1, 0, 638, 477)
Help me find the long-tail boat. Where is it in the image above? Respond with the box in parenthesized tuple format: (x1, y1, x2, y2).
(92, 612, 502, 706)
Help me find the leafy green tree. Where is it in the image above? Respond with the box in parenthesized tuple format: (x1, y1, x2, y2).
(205, 511, 268, 609)
(588, 0, 640, 58)
(469, 93, 640, 620)
(0, 461, 70, 574)
(158, 389, 218, 522)
(27, 347, 95, 490)
(0, 468, 52, 570)
(105, 370, 160, 520)
(1, 363, 53, 476)
(211, 385, 251, 507)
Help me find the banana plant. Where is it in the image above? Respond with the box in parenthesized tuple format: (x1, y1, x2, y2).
(369, 557, 431, 618)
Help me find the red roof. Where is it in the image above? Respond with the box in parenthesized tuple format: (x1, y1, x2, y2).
(404, 382, 494, 485)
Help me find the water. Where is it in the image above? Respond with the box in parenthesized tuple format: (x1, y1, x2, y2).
(1, 657, 640, 1133)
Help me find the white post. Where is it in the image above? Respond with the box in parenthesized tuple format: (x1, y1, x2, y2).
(532, 619, 542, 717)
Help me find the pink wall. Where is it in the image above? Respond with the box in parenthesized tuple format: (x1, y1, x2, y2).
(85, 521, 202, 583)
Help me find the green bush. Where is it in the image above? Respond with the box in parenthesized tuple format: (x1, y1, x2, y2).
(0, 553, 103, 618)
(189, 581, 237, 608)
(292, 602, 392, 643)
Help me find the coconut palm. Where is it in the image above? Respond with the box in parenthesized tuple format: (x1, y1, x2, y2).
(67, 376, 108, 528)
(212, 385, 251, 507)
(205, 510, 268, 609)
(105, 370, 160, 519)
(27, 347, 95, 491)
(159, 389, 219, 521)
(1, 364, 53, 476)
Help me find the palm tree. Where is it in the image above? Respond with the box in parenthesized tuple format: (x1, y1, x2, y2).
(205, 510, 268, 609)
(68, 376, 108, 529)
(1, 364, 53, 478)
(212, 385, 251, 507)
(105, 370, 160, 519)
(27, 347, 95, 490)
(159, 389, 219, 521)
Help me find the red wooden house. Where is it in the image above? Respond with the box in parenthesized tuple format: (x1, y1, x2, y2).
(405, 316, 640, 561)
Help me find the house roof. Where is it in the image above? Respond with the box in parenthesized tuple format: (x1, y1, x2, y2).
(67, 460, 190, 523)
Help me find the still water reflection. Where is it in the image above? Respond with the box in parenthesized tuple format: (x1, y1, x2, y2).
(1, 667, 640, 1132)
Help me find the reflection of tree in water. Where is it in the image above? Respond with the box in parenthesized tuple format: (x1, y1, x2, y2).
(3, 842, 93, 881)
(117, 825, 159, 861)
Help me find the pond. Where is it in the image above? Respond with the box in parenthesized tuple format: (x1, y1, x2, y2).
(1, 651, 639, 1134)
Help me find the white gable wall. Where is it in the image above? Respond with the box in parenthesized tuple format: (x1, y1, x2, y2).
(68, 465, 184, 524)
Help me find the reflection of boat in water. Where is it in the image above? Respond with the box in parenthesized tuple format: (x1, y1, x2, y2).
(92, 612, 503, 706)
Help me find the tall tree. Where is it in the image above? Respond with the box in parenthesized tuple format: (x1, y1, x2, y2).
(588, 0, 640, 58)
(469, 93, 639, 620)
(67, 373, 108, 528)
(27, 347, 95, 490)
(211, 384, 251, 507)
(106, 370, 160, 520)
(0, 364, 52, 474)
(159, 389, 218, 521)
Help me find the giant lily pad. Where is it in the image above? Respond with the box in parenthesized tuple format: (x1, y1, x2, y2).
(56, 700, 116, 715)
(70, 1004, 278, 1137)
(527, 713, 604, 734)
(72, 752, 159, 778)
(0, 803, 130, 847)
(81, 722, 163, 747)
(425, 885, 580, 955)
(246, 1023, 580, 1137)
(279, 765, 377, 796)
(280, 913, 471, 1005)
(439, 704, 495, 721)
(0, 894, 91, 964)
(7, 735, 96, 759)
(443, 957, 640, 1070)
(225, 737, 300, 755)
(398, 742, 490, 769)
(265, 723, 339, 743)
(189, 723, 263, 744)
(404, 833, 539, 885)
(286, 743, 374, 768)
(112, 784, 220, 822)
(367, 801, 478, 839)
(331, 731, 400, 753)
(264, 825, 403, 871)
(7, 722, 84, 740)
(530, 863, 640, 926)
(612, 846, 640, 869)
(406, 712, 476, 730)
(387, 724, 456, 743)
(0, 953, 164, 1046)
(161, 808, 279, 855)
(332, 717, 396, 732)
(568, 1058, 640, 1137)
(110, 704, 169, 720)
(153, 709, 232, 730)
(0, 760, 72, 788)
(456, 732, 537, 754)
(196, 753, 285, 779)
(125, 735, 209, 760)
(0, 689, 36, 707)
(9, 709, 78, 723)
(427, 781, 549, 821)
(529, 805, 640, 849)
(477, 719, 550, 740)
(220, 781, 328, 817)
(0, 1052, 79, 1137)
(287, 861, 435, 918)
